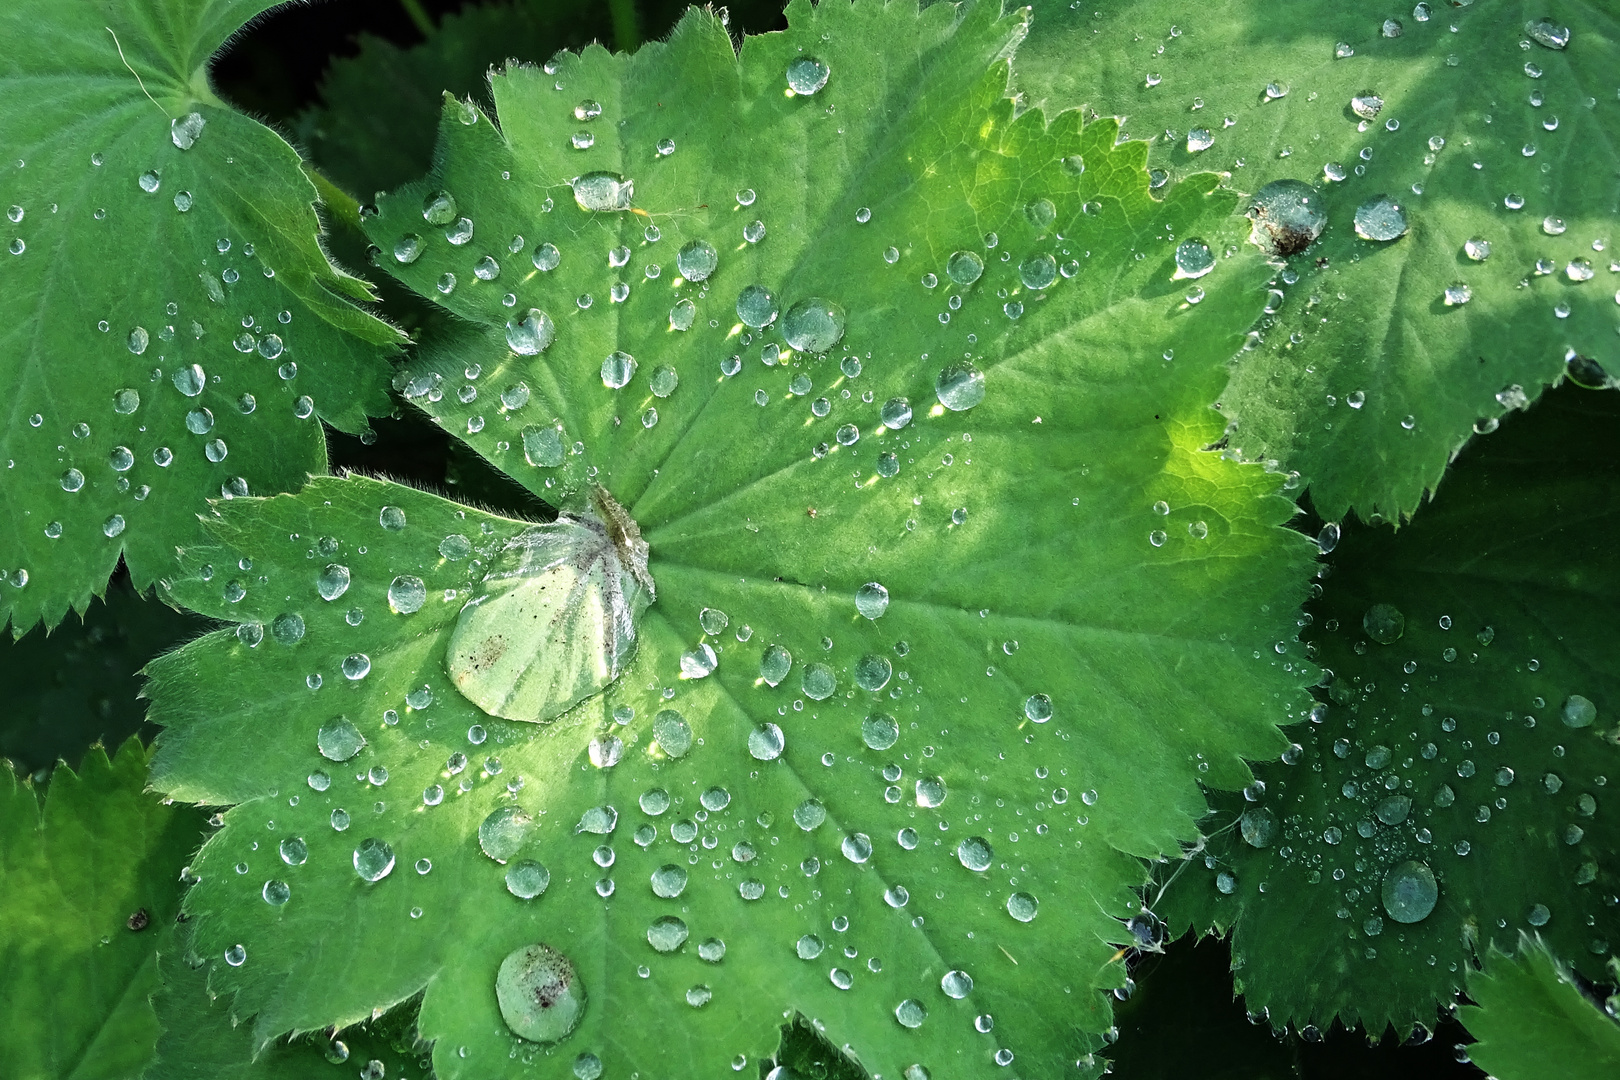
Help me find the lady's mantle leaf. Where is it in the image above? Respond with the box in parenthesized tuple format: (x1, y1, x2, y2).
(1459, 934, 1620, 1080)
(0, 739, 203, 1080)
(146, 4, 1316, 1078)
(0, 0, 402, 636)
(1019, 0, 1620, 522)
(1162, 384, 1620, 1036)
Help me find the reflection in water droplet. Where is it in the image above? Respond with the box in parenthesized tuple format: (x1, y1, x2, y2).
(957, 836, 993, 871)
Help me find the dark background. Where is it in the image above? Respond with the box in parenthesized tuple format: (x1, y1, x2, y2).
(2, 2, 1489, 1076)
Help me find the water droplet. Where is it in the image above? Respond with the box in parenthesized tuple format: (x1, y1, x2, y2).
(855, 582, 890, 619)
(479, 806, 533, 863)
(1173, 239, 1215, 279)
(1381, 860, 1438, 923)
(1248, 180, 1326, 256)
(781, 298, 846, 353)
(496, 944, 584, 1042)
(895, 999, 928, 1028)
(317, 717, 365, 761)
(736, 285, 778, 328)
(647, 916, 688, 952)
(1363, 603, 1405, 644)
(1024, 693, 1053, 722)
(1186, 128, 1213, 152)
(1353, 195, 1407, 241)
(935, 361, 985, 410)
(945, 251, 984, 286)
(1562, 695, 1596, 728)
(786, 56, 830, 95)
(749, 722, 786, 760)
(353, 837, 394, 882)
(170, 112, 205, 150)
(1006, 892, 1039, 922)
(506, 309, 555, 355)
(1525, 18, 1570, 49)
(571, 172, 633, 212)
(279, 836, 308, 865)
(506, 860, 551, 899)
(1240, 808, 1276, 848)
(915, 775, 947, 808)
(956, 836, 993, 872)
(387, 575, 426, 614)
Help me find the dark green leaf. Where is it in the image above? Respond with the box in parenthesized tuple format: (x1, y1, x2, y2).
(1161, 384, 1620, 1034)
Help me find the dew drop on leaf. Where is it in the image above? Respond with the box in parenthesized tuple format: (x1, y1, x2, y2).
(496, 944, 585, 1043)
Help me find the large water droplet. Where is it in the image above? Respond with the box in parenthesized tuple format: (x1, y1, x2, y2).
(647, 916, 688, 952)
(675, 240, 718, 282)
(760, 644, 792, 686)
(496, 944, 585, 1043)
(479, 806, 533, 863)
(786, 56, 830, 95)
(317, 717, 365, 761)
(945, 251, 984, 286)
(506, 860, 551, 899)
(1248, 180, 1327, 257)
(1239, 807, 1276, 848)
(1561, 695, 1596, 728)
(1353, 195, 1407, 241)
(388, 575, 426, 614)
(748, 722, 785, 761)
(781, 298, 846, 353)
(353, 838, 394, 882)
(1381, 859, 1438, 923)
(506, 309, 556, 355)
(651, 709, 692, 757)
(651, 864, 689, 898)
(736, 285, 779, 329)
(956, 836, 993, 872)
(571, 172, 633, 212)
(1363, 603, 1405, 644)
(854, 582, 889, 619)
(1006, 892, 1038, 922)
(935, 361, 985, 411)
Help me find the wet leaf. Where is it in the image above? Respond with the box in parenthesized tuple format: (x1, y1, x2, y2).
(0, 739, 203, 1079)
(1460, 933, 1620, 1080)
(1019, 0, 1620, 521)
(0, 0, 401, 635)
(144, 4, 1315, 1078)
(1161, 385, 1620, 1034)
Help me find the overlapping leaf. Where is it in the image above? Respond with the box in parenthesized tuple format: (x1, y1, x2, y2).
(1161, 384, 1620, 1035)
(145, 3, 1317, 1077)
(0, 739, 203, 1080)
(0, 0, 402, 635)
(1460, 934, 1620, 1080)
(1018, 0, 1620, 521)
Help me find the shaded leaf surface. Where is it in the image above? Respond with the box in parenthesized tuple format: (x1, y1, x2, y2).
(0, 739, 204, 1080)
(1460, 933, 1620, 1080)
(1018, 0, 1620, 521)
(149, 932, 428, 1080)
(0, 0, 401, 635)
(1162, 384, 1620, 1034)
(146, 4, 1315, 1078)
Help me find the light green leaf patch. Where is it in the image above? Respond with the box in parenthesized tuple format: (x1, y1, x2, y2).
(145, 4, 1316, 1078)
(0, 738, 204, 1080)
(1018, 0, 1620, 521)
(0, 0, 402, 635)
(1460, 933, 1620, 1080)
(1160, 384, 1620, 1035)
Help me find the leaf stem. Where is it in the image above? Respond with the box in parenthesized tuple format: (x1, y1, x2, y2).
(609, 0, 640, 51)
(306, 165, 363, 233)
(397, 0, 435, 38)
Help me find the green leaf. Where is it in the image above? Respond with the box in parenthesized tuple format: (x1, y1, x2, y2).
(149, 933, 430, 1080)
(1160, 383, 1620, 1035)
(0, 738, 204, 1080)
(0, 0, 403, 635)
(762, 1011, 873, 1080)
(1017, 0, 1620, 521)
(0, 576, 206, 774)
(295, 0, 615, 201)
(1460, 933, 1620, 1080)
(144, 4, 1316, 1077)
